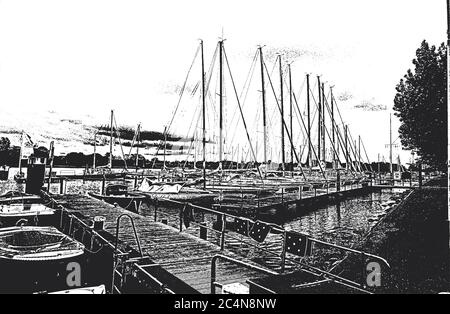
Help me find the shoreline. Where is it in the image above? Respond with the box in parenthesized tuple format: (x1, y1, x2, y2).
(337, 176, 449, 293)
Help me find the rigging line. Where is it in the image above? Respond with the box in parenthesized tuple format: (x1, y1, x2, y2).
(308, 86, 345, 168)
(127, 125, 139, 157)
(309, 86, 353, 173)
(165, 44, 201, 136)
(263, 59, 307, 180)
(112, 116, 129, 170)
(223, 47, 264, 182)
(319, 91, 356, 174)
(360, 137, 374, 172)
(291, 90, 325, 178)
(153, 43, 219, 167)
(227, 50, 259, 145)
(229, 50, 278, 147)
(346, 127, 365, 172)
(228, 49, 258, 124)
(150, 44, 202, 166)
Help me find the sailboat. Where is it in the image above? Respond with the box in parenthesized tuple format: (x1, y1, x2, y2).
(88, 183, 146, 212)
(83, 110, 127, 179)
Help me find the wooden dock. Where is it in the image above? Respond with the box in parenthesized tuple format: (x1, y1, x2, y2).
(50, 194, 269, 294)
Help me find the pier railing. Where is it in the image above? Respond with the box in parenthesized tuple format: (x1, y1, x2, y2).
(214, 178, 370, 210)
(151, 198, 390, 293)
(41, 191, 176, 294)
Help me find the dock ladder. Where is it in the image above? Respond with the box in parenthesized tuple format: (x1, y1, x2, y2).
(111, 214, 143, 294)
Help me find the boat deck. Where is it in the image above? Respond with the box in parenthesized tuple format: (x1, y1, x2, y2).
(50, 194, 268, 294)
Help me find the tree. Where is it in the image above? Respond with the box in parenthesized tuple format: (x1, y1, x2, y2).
(393, 40, 447, 170)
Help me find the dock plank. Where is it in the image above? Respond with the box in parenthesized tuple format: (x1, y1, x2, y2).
(51, 194, 267, 294)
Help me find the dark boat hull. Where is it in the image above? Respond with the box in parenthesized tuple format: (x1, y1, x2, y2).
(88, 192, 146, 212)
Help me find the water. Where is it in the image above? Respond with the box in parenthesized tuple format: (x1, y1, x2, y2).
(280, 190, 405, 248)
(0, 174, 408, 271)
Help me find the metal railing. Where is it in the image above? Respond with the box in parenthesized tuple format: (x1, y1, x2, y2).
(151, 198, 391, 293)
(40, 191, 175, 294)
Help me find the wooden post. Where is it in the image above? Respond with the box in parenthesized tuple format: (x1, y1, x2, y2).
(101, 176, 106, 195)
(337, 171, 341, 192)
(179, 206, 184, 232)
(59, 178, 65, 194)
(280, 231, 287, 273)
(200, 222, 207, 240)
(154, 200, 158, 222)
(220, 214, 226, 250)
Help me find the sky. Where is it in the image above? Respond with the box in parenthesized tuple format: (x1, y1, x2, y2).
(0, 0, 447, 163)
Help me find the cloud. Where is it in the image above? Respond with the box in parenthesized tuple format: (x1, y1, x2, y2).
(337, 91, 353, 102)
(261, 46, 325, 63)
(354, 98, 387, 111)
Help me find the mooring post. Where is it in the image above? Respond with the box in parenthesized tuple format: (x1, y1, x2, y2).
(281, 188, 284, 204)
(337, 171, 341, 192)
(326, 182, 329, 194)
(59, 178, 65, 194)
(134, 175, 138, 189)
(154, 200, 158, 222)
(101, 176, 106, 195)
(314, 187, 317, 197)
(179, 206, 184, 232)
(220, 214, 226, 250)
(280, 231, 287, 273)
(200, 222, 207, 240)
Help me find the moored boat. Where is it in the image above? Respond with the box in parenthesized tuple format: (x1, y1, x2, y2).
(0, 226, 85, 293)
(0, 191, 41, 205)
(88, 183, 146, 212)
(0, 203, 56, 227)
(136, 179, 217, 204)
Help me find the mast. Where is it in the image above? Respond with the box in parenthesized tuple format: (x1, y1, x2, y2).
(322, 82, 326, 163)
(279, 55, 285, 171)
(163, 126, 167, 170)
(109, 110, 114, 168)
(331, 86, 335, 169)
(306, 74, 311, 168)
(135, 123, 141, 170)
(259, 46, 267, 166)
(218, 40, 224, 170)
(289, 64, 294, 176)
(317, 76, 321, 165)
(389, 113, 393, 176)
(18, 131, 23, 173)
(201, 40, 206, 189)
(358, 135, 361, 171)
(345, 125, 348, 171)
(93, 131, 97, 169)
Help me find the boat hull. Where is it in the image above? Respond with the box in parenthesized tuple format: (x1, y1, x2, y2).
(138, 192, 217, 204)
(88, 192, 146, 212)
(0, 226, 85, 293)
